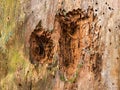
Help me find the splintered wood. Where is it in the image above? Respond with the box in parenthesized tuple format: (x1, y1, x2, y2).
(29, 7, 104, 90)
(55, 7, 103, 85)
(29, 21, 54, 65)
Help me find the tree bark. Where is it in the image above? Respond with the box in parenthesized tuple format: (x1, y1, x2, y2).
(0, 0, 120, 90)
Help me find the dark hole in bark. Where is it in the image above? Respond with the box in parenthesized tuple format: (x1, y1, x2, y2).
(39, 43, 44, 55)
(29, 21, 54, 65)
(18, 83, 22, 87)
(108, 7, 111, 10)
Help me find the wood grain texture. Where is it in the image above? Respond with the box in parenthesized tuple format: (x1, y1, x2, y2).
(0, 0, 120, 90)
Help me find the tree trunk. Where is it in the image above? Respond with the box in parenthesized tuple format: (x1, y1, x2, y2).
(0, 0, 120, 90)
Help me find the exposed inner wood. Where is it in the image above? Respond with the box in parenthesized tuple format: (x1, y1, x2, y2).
(55, 7, 104, 90)
(29, 21, 54, 65)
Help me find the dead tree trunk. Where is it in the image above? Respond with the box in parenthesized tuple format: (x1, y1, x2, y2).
(0, 0, 120, 90)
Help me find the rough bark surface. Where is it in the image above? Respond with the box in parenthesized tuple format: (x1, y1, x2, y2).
(0, 0, 120, 90)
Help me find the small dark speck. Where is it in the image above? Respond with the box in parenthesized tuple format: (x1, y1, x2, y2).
(95, 9, 98, 12)
(8, 17, 10, 20)
(19, 83, 22, 87)
(53, 75, 55, 78)
(116, 57, 119, 59)
(112, 83, 114, 85)
(95, 2, 98, 5)
(105, 2, 107, 4)
(32, 11, 34, 13)
(98, 79, 101, 82)
(108, 7, 112, 10)
(110, 42, 112, 45)
(61, 1, 64, 5)
(108, 29, 111, 32)
(103, 12, 105, 15)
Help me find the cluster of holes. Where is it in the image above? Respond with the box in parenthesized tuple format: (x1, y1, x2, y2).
(94, 1, 114, 16)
